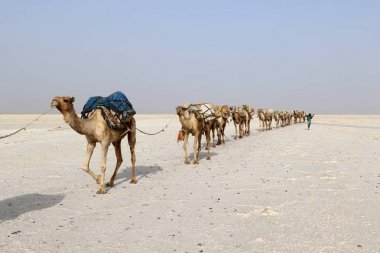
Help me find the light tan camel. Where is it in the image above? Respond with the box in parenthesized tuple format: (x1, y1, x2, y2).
(279, 110, 287, 127)
(301, 111, 306, 123)
(212, 105, 230, 145)
(176, 104, 212, 164)
(242, 105, 254, 135)
(51, 96, 136, 194)
(257, 108, 266, 130)
(230, 106, 247, 139)
(273, 110, 280, 128)
(257, 108, 273, 130)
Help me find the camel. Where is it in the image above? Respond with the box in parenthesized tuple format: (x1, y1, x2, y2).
(176, 104, 213, 164)
(273, 110, 280, 128)
(278, 110, 288, 127)
(230, 106, 247, 139)
(286, 111, 293, 125)
(51, 96, 136, 194)
(257, 108, 273, 130)
(257, 109, 266, 130)
(293, 110, 304, 124)
(301, 111, 306, 123)
(242, 105, 254, 135)
(211, 105, 230, 145)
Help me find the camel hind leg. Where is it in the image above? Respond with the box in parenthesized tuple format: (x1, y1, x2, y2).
(128, 127, 137, 184)
(107, 140, 123, 188)
(234, 123, 238, 139)
(205, 128, 211, 160)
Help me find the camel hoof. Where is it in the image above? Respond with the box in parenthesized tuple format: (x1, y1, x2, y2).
(130, 179, 138, 184)
(239, 136, 243, 139)
(192, 160, 199, 164)
(184, 160, 190, 164)
(106, 182, 114, 188)
(96, 189, 106, 194)
(206, 157, 211, 160)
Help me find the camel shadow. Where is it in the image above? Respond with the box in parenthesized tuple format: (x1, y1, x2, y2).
(0, 193, 65, 223)
(112, 165, 163, 187)
(198, 151, 218, 160)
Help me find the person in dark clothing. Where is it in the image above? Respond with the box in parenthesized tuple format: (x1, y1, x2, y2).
(306, 113, 315, 130)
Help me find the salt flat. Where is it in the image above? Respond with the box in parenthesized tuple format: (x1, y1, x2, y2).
(0, 114, 379, 252)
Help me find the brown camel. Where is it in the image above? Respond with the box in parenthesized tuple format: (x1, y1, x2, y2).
(51, 96, 136, 194)
(176, 104, 213, 164)
(212, 105, 230, 145)
(230, 106, 247, 139)
(242, 105, 254, 135)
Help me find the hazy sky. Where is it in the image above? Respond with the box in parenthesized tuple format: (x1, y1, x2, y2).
(0, 1, 379, 114)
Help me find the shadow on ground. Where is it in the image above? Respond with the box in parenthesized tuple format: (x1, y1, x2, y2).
(113, 165, 163, 187)
(0, 193, 65, 223)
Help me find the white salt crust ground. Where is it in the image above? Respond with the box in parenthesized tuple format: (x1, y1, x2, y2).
(0, 114, 379, 252)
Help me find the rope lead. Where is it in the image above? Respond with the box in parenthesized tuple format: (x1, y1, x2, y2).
(0, 108, 53, 139)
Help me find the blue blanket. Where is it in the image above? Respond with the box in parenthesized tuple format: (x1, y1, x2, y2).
(81, 91, 136, 118)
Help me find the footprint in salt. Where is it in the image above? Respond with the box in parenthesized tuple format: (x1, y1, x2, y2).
(325, 160, 338, 165)
(256, 207, 278, 217)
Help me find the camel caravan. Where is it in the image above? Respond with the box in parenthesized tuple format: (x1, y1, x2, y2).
(176, 102, 305, 165)
(51, 91, 306, 193)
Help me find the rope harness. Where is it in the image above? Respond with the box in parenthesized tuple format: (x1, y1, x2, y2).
(136, 118, 175, 136)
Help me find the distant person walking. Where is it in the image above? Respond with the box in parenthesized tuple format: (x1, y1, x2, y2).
(306, 113, 315, 130)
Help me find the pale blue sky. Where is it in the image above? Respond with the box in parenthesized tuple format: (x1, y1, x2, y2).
(0, 1, 379, 114)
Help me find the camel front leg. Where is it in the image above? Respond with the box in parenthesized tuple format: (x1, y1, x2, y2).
(205, 129, 211, 160)
(81, 141, 100, 183)
(234, 123, 238, 139)
(211, 124, 216, 147)
(183, 131, 190, 164)
(97, 142, 110, 194)
(192, 133, 200, 164)
(217, 126, 222, 145)
(222, 122, 227, 143)
(239, 124, 243, 138)
(107, 140, 123, 188)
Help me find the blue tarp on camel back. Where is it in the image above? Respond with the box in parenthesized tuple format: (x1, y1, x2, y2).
(81, 91, 136, 118)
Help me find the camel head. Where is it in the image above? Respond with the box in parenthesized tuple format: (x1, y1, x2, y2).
(176, 106, 184, 116)
(220, 105, 231, 118)
(51, 96, 75, 113)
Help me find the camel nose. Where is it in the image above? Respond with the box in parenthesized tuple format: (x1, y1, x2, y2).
(51, 99, 58, 108)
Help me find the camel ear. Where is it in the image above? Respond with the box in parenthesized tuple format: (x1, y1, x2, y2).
(70, 97, 75, 103)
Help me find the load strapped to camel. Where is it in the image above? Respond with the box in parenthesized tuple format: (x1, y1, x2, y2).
(180, 103, 216, 122)
(81, 91, 136, 130)
(242, 104, 254, 118)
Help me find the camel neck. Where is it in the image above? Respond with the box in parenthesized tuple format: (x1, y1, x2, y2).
(178, 114, 196, 130)
(62, 110, 90, 135)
